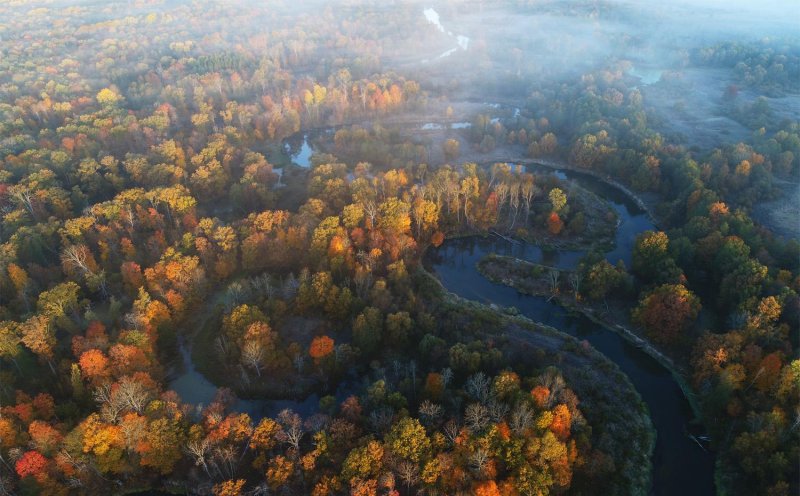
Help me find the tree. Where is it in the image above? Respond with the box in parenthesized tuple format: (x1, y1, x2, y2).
(719, 259, 768, 311)
(584, 260, 624, 301)
(385, 417, 430, 463)
(213, 479, 246, 496)
(309, 335, 334, 360)
(61, 244, 107, 295)
(79, 349, 111, 385)
(475, 480, 502, 496)
(37, 282, 80, 323)
(250, 417, 281, 451)
(80, 413, 126, 473)
(28, 421, 62, 455)
(353, 307, 383, 355)
(411, 198, 438, 238)
(531, 386, 551, 409)
(547, 212, 564, 235)
(378, 198, 411, 233)
(342, 440, 384, 480)
(20, 315, 55, 370)
(443, 139, 460, 162)
(633, 284, 701, 345)
(15, 450, 49, 481)
(7, 263, 30, 303)
(548, 188, 567, 213)
(97, 88, 123, 107)
(223, 305, 267, 347)
(0, 322, 22, 370)
(632, 231, 682, 284)
(385, 311, 412, 348)
(266, 455, 294, 488)
(549, 404, 572, 440)
(137, 417, 185, 474)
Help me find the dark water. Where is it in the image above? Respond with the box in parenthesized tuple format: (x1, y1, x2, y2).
(426, 167, 715, 496)
(285, 133, 313, 168)
(167, 336, 359, 420)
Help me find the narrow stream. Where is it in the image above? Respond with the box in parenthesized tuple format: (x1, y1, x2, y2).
(425, 166, 715, 495)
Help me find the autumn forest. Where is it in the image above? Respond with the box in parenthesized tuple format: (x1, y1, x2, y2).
(0, 1, 798, 495)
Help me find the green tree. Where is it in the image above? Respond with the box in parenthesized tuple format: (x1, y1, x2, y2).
(353, 307, 383, 355)
(584, 260, 624, 301)
(632, 231, 682, 284)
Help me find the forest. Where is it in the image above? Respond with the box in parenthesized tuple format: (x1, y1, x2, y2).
(0, 1, 797, 495)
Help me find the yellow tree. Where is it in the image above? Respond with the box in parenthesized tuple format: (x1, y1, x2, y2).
(20, 315, 55, 371)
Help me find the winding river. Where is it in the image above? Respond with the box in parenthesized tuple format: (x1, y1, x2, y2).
(425, 165, 715, 495)
(170, 126, 716, 493)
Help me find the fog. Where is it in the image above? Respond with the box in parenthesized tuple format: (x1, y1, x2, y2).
(396, 1, 800, 148)
(3, 0, 797, 146)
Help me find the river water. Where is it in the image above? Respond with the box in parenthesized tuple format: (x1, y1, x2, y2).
(169, 131, 715, 493)
(425, 165, 715, 495)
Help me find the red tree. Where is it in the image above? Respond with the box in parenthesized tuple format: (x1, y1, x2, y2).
(309, 335, 334, 360)
(15, 450, 49, 480)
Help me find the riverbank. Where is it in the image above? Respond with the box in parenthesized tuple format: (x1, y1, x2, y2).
(419, 268, 656, 496)
(476, 253, 704, 423)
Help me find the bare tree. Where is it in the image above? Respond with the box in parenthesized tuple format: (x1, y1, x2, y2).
(469, 448, 490, 475)
(304, 413, 330, 433)
(548, 269, 560, 299)
(115, 376, 152, 413)
(241, 340, 265, 377)
(364, 200, 378, 228)
(369, 408, 394, 434)
(487, 400, 510, 423)
(238, 364, 251, 388)
(260, 274, 277, 300)
(212, 445, 238, 478)
(521, 175, 537, 224)
(124, 205, 136, 230)
(224, 282, 246, 312)
(250, 482, 271, 496)
(438, 368, 452, 390)
(510, 402, 535, 435)
(277, 409, 304, 453)
(444, 175, 459, 218)
(396, 460, 419, 491)
(0, 475, 13, 496)
(569, 272, 582, 301)
(292, 353, 305, 373)
(493, 182, 509, 221)
(418, 400, 442, 426)
(508, 181, 521, 228)
(443, 419, 460, 446)
(464, 403, 489, 432)
(465, 372, 492, 404)
(11, 188, 36, 219)
(61, 244, 107, 296)
(93, 384, 124, 423)
(282, 273, 299, 299)
(539, 368, 566, 408)
(186, 438, 213, 478)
